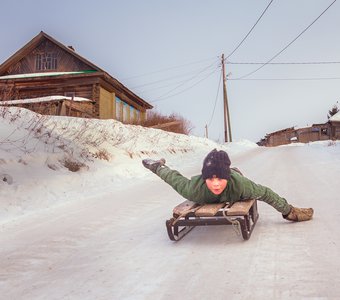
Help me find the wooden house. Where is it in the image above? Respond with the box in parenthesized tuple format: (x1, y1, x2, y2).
(258, 123, 333, 147)
(295, 123, 330, 143)
(0, 31, 152, 121)
(259, 127, 296, 147)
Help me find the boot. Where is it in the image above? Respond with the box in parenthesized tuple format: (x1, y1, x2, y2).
(283, 205, 314, 222)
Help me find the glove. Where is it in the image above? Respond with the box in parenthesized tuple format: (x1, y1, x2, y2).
(142, 158, 166, 174)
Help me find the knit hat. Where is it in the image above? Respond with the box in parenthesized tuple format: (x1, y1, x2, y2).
(201, 149, 231, 180)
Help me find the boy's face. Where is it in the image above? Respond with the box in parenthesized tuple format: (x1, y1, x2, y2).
(205, 177, 227, 195)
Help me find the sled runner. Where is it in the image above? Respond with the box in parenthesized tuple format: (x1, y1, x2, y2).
(166, 199, 259, 241)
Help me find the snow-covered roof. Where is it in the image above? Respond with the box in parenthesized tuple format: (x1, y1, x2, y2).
(0, 95, 92, 105)
(0, 71, 96, 80)
(329, 111, 340, 122)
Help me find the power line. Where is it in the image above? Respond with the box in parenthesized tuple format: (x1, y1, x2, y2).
(229, 76, 340, 81)
(226, 0, 275, 60)
(134, 59, 340, 92)
(135, 77, 196, 93)
(121, 56, 217, 80)
(151, 65, 220, 103)
(227, 61, 340, 65)
(151, 67, 220, 103)
(131, 64, 218, 89)
(235, 0, 337, 80)
(150, 61, 219, 102)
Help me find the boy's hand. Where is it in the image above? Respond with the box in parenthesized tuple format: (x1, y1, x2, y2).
(142, 158, 166, 174)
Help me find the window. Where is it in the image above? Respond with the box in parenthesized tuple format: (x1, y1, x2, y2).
(130, 106, 140, 123)
(123, 103, 128, 122)
(36, 53, 57, 70)
(116, 98, 121, 120)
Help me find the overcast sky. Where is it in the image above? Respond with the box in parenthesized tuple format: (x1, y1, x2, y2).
(1, 0, 339, 142)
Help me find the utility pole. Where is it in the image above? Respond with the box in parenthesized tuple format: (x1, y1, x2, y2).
(221, 54, 232, 142)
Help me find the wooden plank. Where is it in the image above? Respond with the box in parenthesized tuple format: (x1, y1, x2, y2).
(195, 203, 226, 217)
(173, 200, 198, 217)
(227, 199, 255, 216)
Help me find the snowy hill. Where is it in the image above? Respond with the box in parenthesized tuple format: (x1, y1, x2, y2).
(0, 107, 257, 223)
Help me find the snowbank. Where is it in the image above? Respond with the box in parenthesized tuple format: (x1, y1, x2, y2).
(0, 107, 258, 223)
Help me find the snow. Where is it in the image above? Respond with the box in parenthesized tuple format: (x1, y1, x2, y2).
(1, 107, 340, 299)
(329, 110, 340, 122)
(0, 95, 92, 105)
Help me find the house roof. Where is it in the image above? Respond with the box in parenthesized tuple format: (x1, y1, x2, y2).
(0, 31, 103, 75)
(265, 127, 294, 137)
(0, 31, 153, 109)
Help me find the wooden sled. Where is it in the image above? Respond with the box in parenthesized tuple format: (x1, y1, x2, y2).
(166, 199, 259, 241)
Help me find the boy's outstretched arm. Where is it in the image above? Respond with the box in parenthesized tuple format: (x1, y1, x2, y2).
(142, 158, 196, 201)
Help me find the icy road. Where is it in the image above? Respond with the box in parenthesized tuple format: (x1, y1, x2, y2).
(1, 144, 340, 300)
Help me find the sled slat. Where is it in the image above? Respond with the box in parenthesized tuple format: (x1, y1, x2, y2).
(227, 199, 255, 216)
(195, 203, 226, 217)
(173, 200, 198, 216)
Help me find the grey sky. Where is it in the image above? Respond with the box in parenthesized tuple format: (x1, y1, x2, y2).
(0, 0, 339, 142)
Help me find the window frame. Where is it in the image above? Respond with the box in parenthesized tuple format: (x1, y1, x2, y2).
(35, 52, 58, 71)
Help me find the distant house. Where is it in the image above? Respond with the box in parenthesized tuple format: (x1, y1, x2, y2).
(258, 122, 335, 147)
(258, 127, 295, 147)
(0, 31, 152, 121)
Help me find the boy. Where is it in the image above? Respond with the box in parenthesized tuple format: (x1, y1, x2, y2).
(142, 149, 313, 222)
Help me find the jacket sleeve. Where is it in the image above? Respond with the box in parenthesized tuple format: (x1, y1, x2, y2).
(238, 176, 291, 214)
(156, 166, 196, 200)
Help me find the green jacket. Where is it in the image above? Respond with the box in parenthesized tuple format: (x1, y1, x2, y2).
(157, 166, 291, 215)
